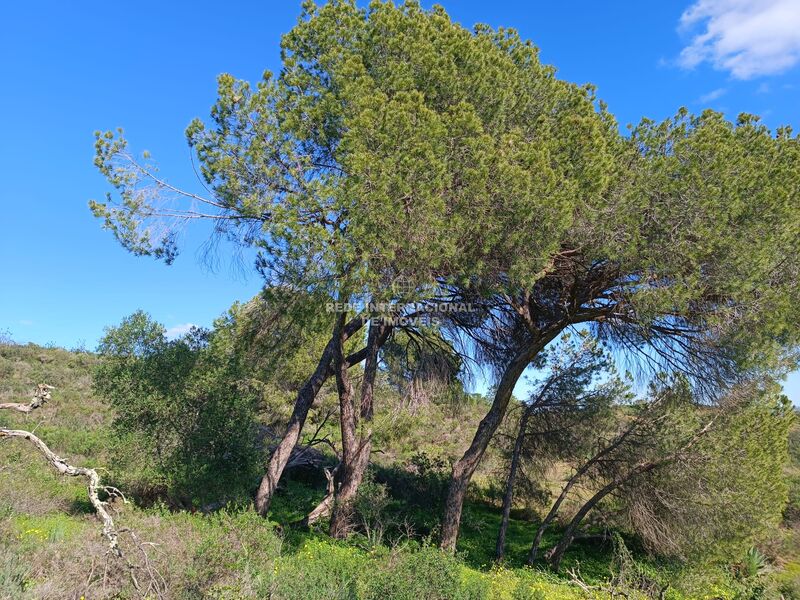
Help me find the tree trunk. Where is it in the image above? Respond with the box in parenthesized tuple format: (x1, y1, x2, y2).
(304, 466, 338, 526)
(329, 320, 386, 538)
(547, 414, 716, 571)
(527, 401, 653, 564)
(548, 479, 618, 571)
(327, 312, 358, 537)
(528, 466, 584, 565)
(440, 332, 556, 551)
(255, 314, 366, 516)
(303, 321, 389, 529)
(496, 405, 531, 561)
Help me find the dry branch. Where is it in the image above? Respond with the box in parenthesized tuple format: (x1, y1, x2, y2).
(0, 427, 122, 555)
(1, 384, 121, 555)
(1, 384, 168, 597)
(0, 383, 54, 413)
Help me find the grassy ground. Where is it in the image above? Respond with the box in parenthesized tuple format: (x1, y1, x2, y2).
(1, 343, 798, 599)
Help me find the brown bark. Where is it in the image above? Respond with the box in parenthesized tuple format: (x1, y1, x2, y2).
(548, 416, 717, 571)
(440, 331, 557, 551)
(329, 320, 387, 537)
(255, 314, 367, 516)
(527, 399, 657, 564)
(548, 467, 645, 571)
(492, 351, 588, 562)
(495, 405, 531, 561)
(302, 321, 390, 530)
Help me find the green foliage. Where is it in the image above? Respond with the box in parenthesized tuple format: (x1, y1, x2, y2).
(608, 109, 800, 374)
(0, 545, 31, 599)
(616, 381, 793, 562)
(94, 310, 262, 506)
(360, 546, 482, 600)
(5, 339, 799, 599)
(219, 287, 336, 392)
(92, 291, 342, 507)
(352, 472, 393, 547)
(91, 0, 621, 307)
(92, 2, 800, 388)
(518, 332, 630, 482)
(272, 539, 366, 599)
(786, 422, 800, 522)
(381, 327, 465, 408)
(739, 547, 769, 580)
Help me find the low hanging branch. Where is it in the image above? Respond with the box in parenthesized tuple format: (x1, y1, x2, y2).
(0, 384, 121, 556)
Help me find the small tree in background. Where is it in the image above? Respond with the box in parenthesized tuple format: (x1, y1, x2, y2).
(539, 377, 792, 570)
(617, 382, 792, 563)
(495, 331, 627, 560)
(381, 327, 465, 411)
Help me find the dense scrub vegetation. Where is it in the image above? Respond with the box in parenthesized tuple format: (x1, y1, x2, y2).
(1, 338, 799, 599)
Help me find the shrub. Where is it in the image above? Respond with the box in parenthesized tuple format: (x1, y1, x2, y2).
(361, 546, 480, 600)
(272, 540, 365, 600)
(94, 311, 262, 507)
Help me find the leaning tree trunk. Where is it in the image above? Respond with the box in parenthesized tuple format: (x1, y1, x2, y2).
(440, 332, 556, 551)
(255, 314, 366, 516)
(326, 313, 359, 537)
(548, 414, 716, 571)
(548, 477, 620, 571)
(495, 405, 531, 561)
(329, 321, 388, 537)
(528, 462, 591, 565)
(527, 401, 654, 564)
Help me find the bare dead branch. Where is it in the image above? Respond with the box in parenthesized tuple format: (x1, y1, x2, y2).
(0, 383, 54, 413)
(1, 384, 167, 598)
(0, 427, 122, 556)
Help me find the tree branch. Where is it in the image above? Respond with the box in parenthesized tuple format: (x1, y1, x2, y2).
(0, 384, 120, 556)
(0, 383, 54, 413)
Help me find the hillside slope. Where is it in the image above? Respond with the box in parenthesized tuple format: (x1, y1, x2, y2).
(1, 343, 798, 599)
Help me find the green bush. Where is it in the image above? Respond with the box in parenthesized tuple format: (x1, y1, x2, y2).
(361, 546, 482, 600)
(94, 311, 262, 507)
(272, 540, 365, 600)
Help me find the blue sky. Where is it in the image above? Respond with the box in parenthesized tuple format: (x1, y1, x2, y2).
(1, 1, 799, 400)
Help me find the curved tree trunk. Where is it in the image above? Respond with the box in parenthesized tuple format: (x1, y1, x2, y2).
(440, 332, 556, 552)
(495, 405, 531, 561)
(548, 478, 619, 571)
(255, 315, 366, 516)
(527, 400, 656, 564)
(304, 465, 338, 526)
(255, 339, 338, 515)
(329, 321, 388, 537)
(1, 386, 121, 556)
(528, 464, 587, 565)
(548, 413, 716, 570)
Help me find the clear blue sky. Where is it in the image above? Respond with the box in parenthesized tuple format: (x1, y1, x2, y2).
(1, 1, 798, 400)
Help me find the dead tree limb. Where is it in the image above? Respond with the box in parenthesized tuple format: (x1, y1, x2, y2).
(0, 427, 122, 556)
(0, 384, 120, 555)
(0, 383, 54, 414)
(1, 385, 166, 598)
